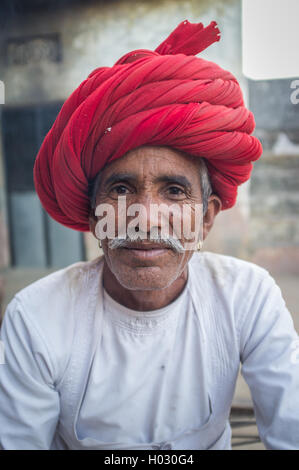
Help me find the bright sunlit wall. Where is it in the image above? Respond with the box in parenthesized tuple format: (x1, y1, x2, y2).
(242, 0, 299, 80)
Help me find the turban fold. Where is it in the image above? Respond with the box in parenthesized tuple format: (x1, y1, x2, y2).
(33, 20, 263, 232)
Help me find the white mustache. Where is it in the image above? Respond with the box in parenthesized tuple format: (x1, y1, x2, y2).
(107, 230, 185, 253)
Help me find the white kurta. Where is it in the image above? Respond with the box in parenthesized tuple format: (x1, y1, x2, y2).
(0, 251, 298, 450)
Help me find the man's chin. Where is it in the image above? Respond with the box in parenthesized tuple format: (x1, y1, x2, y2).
(113, 265, 175, 291)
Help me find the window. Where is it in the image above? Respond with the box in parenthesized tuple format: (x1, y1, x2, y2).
(2, 103, 85, 267)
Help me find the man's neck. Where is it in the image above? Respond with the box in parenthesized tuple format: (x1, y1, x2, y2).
(102, 261, 188, 311)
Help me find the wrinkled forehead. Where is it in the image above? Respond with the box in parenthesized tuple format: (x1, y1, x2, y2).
(97, 145, 203, 181)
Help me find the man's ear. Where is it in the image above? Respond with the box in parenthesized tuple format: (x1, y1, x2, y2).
(203, 194, 222, 241)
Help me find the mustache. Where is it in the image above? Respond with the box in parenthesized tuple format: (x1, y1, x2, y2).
(107, 231, 185, 253)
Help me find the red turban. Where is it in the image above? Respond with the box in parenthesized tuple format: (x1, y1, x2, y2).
(33, 20, 263, 232)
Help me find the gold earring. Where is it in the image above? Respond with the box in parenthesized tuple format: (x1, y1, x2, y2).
(98, 239, 102, 249)
(197, 240, 203, 251)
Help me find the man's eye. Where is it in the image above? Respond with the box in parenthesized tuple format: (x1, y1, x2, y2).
(111, 185, 130, 194)
(167, 186, 185, 195)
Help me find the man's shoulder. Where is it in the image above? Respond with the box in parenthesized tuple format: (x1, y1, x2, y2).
(9, 256, 104, 333)
(190, 250, 270, 290)
(15, 257, 101, 305)
(2, 256, 104, 384)
(189, 252, 278, 347)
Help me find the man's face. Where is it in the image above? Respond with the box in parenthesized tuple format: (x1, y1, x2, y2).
(90, 146, 215, 291)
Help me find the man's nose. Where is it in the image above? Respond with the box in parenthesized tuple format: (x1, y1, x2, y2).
(128, 193, 161, 235)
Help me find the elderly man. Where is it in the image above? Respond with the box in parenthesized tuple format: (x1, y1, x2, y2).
(0, 20, 298, 451)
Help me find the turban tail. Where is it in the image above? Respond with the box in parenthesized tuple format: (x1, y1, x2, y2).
(33, 20, 263, 232)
